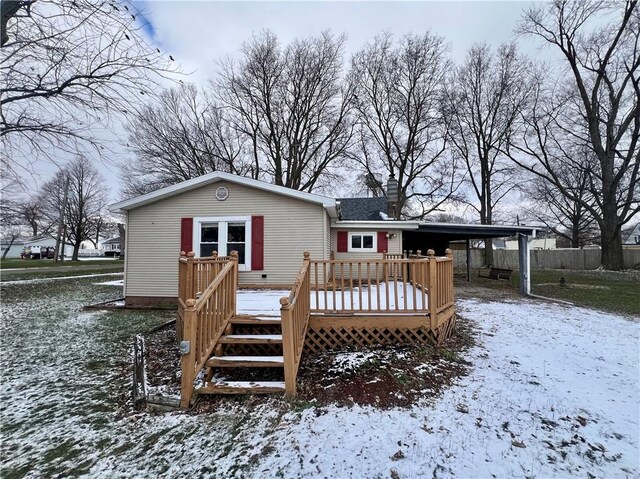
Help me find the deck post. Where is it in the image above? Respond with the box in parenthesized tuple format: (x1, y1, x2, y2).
(229, 251, 239, 314)
(280, 297, 296, 397)
(427, 249, 438, 330)
(446, 248, 454, 303)
(186, 251, 196, 300)
(180, 298, 197, 409)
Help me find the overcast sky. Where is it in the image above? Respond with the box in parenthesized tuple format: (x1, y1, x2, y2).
(96, 0, 545, 202)
(137, 0, 539, 83)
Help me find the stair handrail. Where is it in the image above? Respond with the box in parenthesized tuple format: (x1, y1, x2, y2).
(179, 251, 238, 409)
(280, 251, 311, 397)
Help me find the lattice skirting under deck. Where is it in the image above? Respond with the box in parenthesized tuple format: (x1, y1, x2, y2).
(304, 314, 456, 353)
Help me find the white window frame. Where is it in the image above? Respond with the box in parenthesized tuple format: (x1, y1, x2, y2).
(348, 231, 377, 252)
(193, 216, 252, 271)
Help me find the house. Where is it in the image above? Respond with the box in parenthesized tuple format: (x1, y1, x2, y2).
(110, 172, 406, 306)
(505, 238, 556, 250)
(23, 236, 74, 259)
(110, 171, 536, 306)
(0, 238, 26, 258)
(624, 223, 640, 248)
(102, 237, 123, 256)
(110, 171, 540, 405)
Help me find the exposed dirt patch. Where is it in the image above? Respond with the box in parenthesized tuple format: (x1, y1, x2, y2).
(295, 318, 475, 409)
(145, 326, 181, 396)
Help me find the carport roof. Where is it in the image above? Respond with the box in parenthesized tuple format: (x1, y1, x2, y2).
(412, 222, 537, 239)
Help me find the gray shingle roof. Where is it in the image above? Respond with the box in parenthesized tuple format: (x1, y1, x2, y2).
(338, 197, 388, 221)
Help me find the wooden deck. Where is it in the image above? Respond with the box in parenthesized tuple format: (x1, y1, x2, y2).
(176, 249, 456, 408)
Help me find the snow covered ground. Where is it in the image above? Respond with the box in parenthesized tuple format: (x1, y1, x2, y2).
(1, 277, 638, 478)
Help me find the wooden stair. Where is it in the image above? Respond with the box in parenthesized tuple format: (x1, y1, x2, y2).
(197, 314, 286, 397)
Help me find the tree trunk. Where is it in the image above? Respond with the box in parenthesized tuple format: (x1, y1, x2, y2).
(72, 243, 80, 261)
(600, 222, 624, 270)
(571, 223, 581, 249)
(1, 238, 15, 259)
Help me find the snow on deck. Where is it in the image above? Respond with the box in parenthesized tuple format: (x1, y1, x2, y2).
(310, 283, 427, 310)
(237, 289, 288, 315)
(237, 283, 428, 315)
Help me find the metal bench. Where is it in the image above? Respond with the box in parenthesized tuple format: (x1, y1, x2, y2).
(479, 267, 513, 281)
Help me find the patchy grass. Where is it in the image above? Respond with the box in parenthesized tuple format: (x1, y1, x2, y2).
(529, 269, 640, 316)
(0, 263, 124, 282)
(458, 268, 640, 316)
(0, 258, 121, 269)
(0, 276, 173, 478)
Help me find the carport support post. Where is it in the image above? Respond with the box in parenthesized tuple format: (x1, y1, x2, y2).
(518, 234, 531, 295)
(466, 239, 471, 282)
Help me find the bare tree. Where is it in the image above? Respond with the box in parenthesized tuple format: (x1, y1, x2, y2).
(18, 196, 54, 237)
(527, 153, 598, 248)
(443, 43, 532, 265)
(349, 32, 461, 219)
(87, 212, 120, 247)
(0, 180, 24, 258)
(507, 0, 639, 270)
(121, 83, 249, 197)
(216, 30, 353, 192)
(1, 0, 175, 184)
(40, 157, 108, 260)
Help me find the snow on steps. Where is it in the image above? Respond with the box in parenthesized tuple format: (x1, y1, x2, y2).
(206, 355, 284, 368)
(230, 315, 281, 326)
(200, 313, 286, 396)
(200, 380, 286, 395)
(218, 334, 283, 344)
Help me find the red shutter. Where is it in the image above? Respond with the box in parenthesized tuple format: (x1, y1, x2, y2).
(337, 231, 348, 252)
(180, 218, 193, 253)
(251, 215, 264, 270)
(377, 231, 388, 253)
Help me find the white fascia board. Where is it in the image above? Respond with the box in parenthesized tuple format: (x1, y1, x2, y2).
(332, 220, 420, 230)
(109, 171, 336, 214)
(417, 221, 538, 234)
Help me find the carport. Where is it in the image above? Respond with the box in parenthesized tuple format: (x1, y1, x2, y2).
(402, 223, 537, 295)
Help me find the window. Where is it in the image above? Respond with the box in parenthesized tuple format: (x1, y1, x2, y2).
(348, 232, 376, 252)
(193, 216, 251, 270)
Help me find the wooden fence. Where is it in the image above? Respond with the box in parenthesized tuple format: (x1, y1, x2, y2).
(179, 252, 238, 408)
(453, 248, 640, 270)
(280, 252, 311, 397)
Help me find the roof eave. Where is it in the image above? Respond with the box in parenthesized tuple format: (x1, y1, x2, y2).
(108, 172, 336, 213)
(332, 220, 421, 230)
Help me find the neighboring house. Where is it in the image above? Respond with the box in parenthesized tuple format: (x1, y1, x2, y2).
(24, 236, 74, 258)
(624, 223, 640, 248)
(1, 238, 26, 258)
(102, 237, 122, 256)
(110, 171, 537, 306)
(505, 238, 556, 250)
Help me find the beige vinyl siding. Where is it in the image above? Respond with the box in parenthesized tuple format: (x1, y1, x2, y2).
(330, 228, 402, 260)
(323, 212, 331, 260)
(126, 180, 327, 297)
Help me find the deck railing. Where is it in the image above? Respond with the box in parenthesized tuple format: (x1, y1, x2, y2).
(309, 257, 428, 313)
(307, 249, 454, 318)
(178, 251, 231, 304)
(179, 252, 238, 409)
(280, 252, 311, 397)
